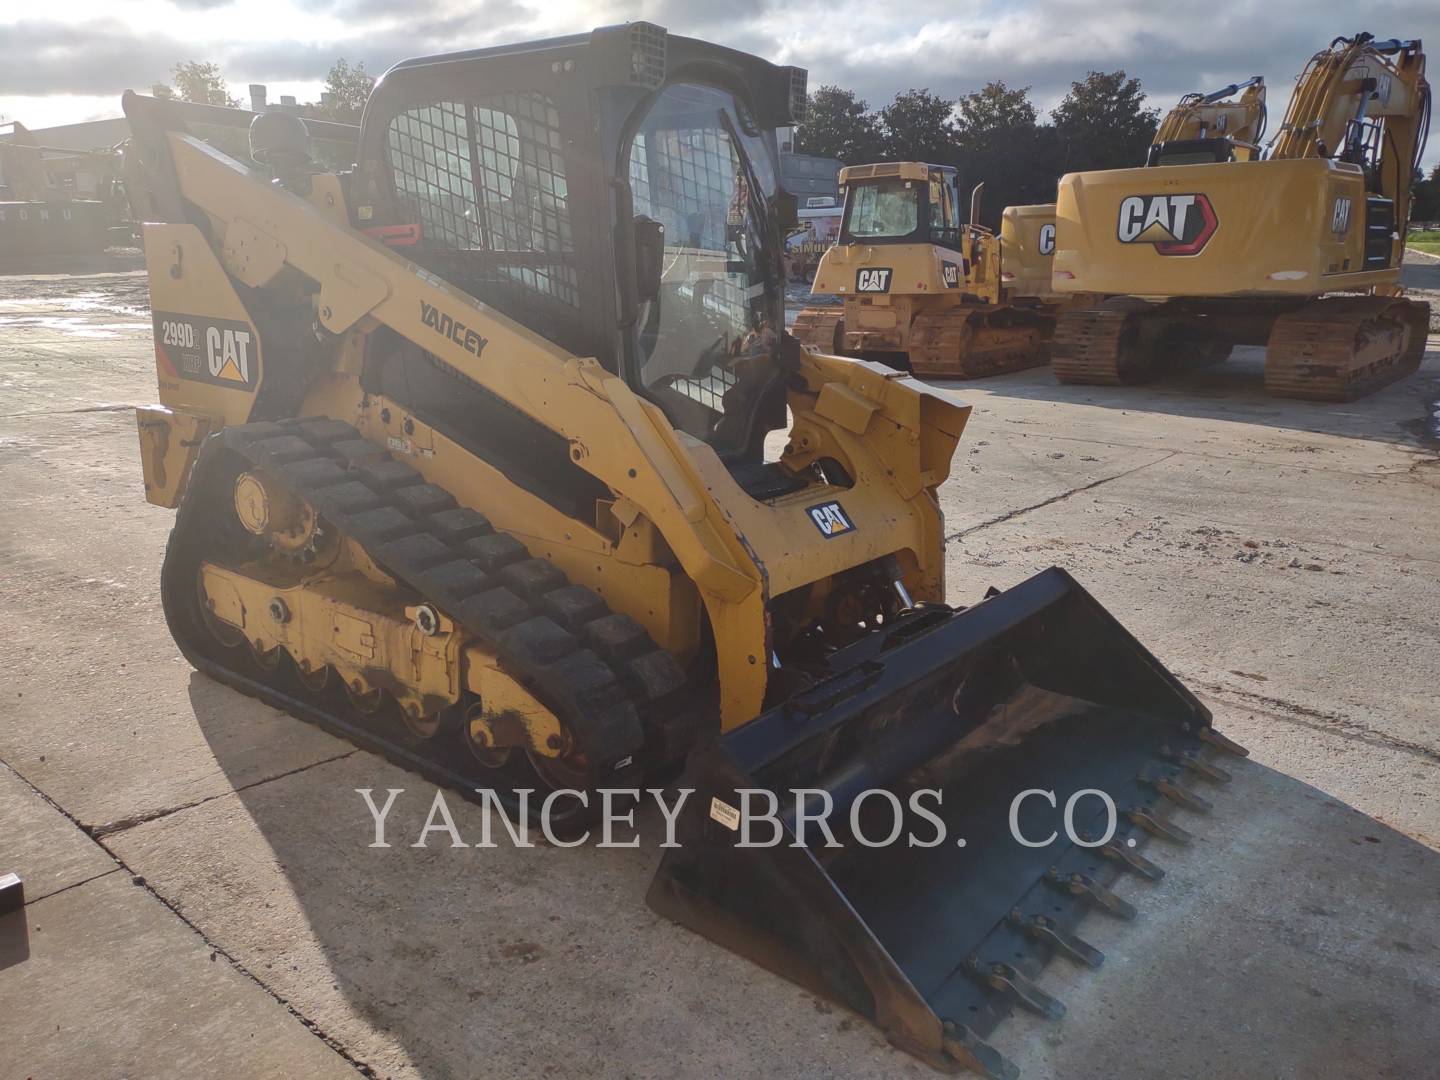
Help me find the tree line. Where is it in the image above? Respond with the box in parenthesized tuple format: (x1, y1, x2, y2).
(793, 75, 1161, 227)
(796, 76, 1440, 229)
(151, 59, 374, 123)
(145, 58, 1440, 225)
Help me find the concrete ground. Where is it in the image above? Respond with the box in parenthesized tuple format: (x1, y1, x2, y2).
(2, 266, 1438, 1080)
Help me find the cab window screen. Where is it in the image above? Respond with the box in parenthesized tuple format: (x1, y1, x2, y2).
(388, 92, 580, 314)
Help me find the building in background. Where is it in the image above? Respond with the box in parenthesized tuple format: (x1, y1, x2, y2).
(778, 150, 843, 283)
(780, 150, 842, 206)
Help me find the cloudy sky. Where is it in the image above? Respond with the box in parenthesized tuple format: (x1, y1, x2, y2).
(1, 0, 1435, 165)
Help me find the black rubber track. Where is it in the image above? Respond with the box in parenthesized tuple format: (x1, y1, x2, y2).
(161, 416, 697, 837)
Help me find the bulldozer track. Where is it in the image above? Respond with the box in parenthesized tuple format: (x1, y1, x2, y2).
(1265, 296, 1430, 401)
(1051, 309, 1152, 386)
(908, 306, 1052, 380)
(162, 417, 696, 835)
(791, 306, 843, 354)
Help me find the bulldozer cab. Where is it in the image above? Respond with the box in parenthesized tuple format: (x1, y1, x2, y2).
(838, 162, 963, 249)
(350, 23, 805, 462)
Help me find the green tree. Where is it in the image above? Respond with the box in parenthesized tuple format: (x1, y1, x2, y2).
(951, 82, 1058, 226)
(316, 59, 375, 124)
(794, 85, 883, 164)
(1411, 165, 1440, 224)
(1051, 70, 1159, 174)
(879, 89, 956, 164)
(158, 61, 241, 108)
(954, 81, 1037, 146)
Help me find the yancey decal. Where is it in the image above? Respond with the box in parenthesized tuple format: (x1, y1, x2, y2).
(1038, 223, 1056, 256)
(855, 268, 892, 294)
(1116, 193, 1218, 256)
(941, 261, 961, 288)
(153, 312, 258, 389)
(806, 500, 856, 538)
(421, 300, 489, 358)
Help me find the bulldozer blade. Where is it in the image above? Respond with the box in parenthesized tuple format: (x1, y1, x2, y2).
(648, 567, 1232, 1076)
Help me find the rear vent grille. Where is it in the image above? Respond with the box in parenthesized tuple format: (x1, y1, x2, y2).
(786, 66, 809, 124)
(628, 22, 668, 89)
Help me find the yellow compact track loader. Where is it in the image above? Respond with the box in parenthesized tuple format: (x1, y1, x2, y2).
(126, 24, 1243, 1077)
(792, 163, 1062, 379)
(1053, 33, 1431, 400)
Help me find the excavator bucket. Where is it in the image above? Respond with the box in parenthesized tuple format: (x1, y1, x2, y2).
(648, 567, 1244, 1078)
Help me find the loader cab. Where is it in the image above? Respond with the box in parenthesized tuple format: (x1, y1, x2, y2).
(354, 23, 805, 468)
(837, 163, 962, 249)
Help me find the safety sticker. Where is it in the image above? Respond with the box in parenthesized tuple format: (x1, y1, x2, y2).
(709, 797, 741, 831)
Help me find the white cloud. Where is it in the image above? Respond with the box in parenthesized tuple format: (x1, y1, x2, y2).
(1, 0, 1435, 166)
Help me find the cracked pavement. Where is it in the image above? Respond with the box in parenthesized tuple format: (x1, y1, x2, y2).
(2, 266, 1439, 1079)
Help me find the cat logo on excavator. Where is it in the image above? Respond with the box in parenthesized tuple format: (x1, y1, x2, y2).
(1116, 193, 1218, 255)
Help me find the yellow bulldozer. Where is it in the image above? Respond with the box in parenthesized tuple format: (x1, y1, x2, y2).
(792, 162, 1066, 379)
(124, 24, 1243, 1076)
(1052, 33, 1432, 401)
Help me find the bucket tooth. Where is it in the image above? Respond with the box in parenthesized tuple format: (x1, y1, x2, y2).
(1008, 909, 1105, 968)
(1162, 746, 1232, 784)
(941, 1023, 1020, 1080)
(1046, 868, 1138, 920)
(1099, 838, 1165, 881)
(1140, 772, 1214, 813)
(1199, 725, 1249, 757)
(966, 958, 1067, 1020)
(1126, 805, 1194, 844)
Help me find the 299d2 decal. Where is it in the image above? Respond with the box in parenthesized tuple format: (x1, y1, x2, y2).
(153, 312, 259, 389)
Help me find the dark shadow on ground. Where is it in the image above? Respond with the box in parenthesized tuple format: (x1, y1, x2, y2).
(185, 675, 1440, 1079)
(931, 343, 1440, 452)
(0, 908, 31, 971)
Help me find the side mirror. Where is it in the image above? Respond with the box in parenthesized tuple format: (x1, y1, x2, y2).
(774, 190, 799, 232)
(634, 215, 665, 302)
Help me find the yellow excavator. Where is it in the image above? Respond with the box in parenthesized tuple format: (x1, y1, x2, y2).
(124, 24, 1243, 1077)
(792, 162, 1065, 379)
(1053, 33, 1431, 400)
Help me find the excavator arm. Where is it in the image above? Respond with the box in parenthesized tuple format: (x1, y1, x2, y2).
(1268, 34, 1430, 236)
(1151, 77, 1268, 162)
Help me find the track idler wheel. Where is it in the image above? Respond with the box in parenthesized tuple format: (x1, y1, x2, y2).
(196, 572, 245, 648)
(296, 661, 330, 692)
(344, 680, 387, 715)
(400, 702, 444, 740)
(249, 641, 283, 673)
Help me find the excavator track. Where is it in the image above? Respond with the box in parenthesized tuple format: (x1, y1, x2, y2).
(791, 306, 844, 355)
(908, 306, 1052, 380)
(1264, 296, 1430, 401)
(1051, 309, 1154, 386)
(163, 417, 694, 835)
